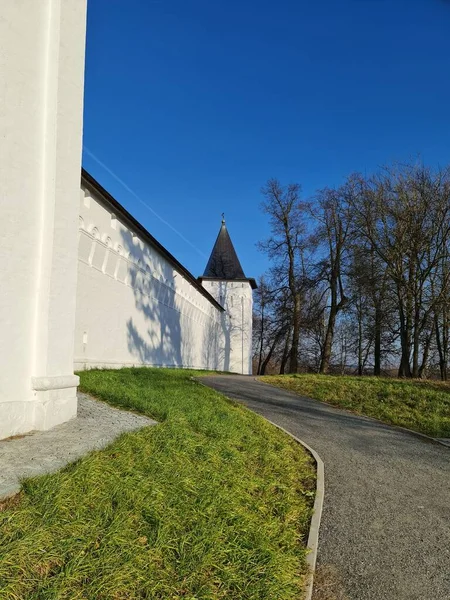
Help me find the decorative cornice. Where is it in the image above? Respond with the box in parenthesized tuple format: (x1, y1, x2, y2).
(81, 169, 224, 312)
(32, 375, 80, 391)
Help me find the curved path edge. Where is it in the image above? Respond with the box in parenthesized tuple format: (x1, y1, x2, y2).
(264, 418, 325, 600)
(257, 377, 450, 449)
(196, 378, 324, 600)
(202, 375, 450, 600)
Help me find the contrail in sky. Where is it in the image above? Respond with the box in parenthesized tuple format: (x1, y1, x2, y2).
(83, 146, 207, 259)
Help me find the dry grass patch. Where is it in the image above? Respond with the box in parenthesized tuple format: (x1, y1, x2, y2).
(312, 565, 349, 600)
(0, 493, 22, 513)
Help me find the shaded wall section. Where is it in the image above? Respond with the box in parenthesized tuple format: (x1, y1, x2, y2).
(201, 280, 253, 375)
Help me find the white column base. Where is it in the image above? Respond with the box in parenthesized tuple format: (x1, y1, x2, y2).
(32, 375, 79, 431)
(0, 401, 36, 440)
(0, 376, 79, 440)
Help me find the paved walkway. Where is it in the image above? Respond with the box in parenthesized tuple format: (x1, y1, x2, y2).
(202, 376, 450, 600)
(0, 393, 155, 501)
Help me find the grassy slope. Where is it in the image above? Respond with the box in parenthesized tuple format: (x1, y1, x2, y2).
(0, 368, 315, 600)
(261, 374, 450, 438)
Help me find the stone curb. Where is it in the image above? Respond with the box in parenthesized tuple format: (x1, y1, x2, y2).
(262, 418, 325, 600)
(256, 377, 450, 450)
(196, 378, 325, 600)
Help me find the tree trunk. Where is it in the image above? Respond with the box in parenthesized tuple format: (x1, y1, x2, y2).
(397, 297, 412, 378)
(340, 331, 347, 375)
(280, 330, 291, 375)
(288, 293, 301, 373)
(412, 302, 421, 378)
(443, 304, 449, 381)
(256, 310, 265, 375)
(373, 305, 382, 376)
(319, 300, 337, 374)
(260, 340, 276, 375)
(418, 326, 433, 379)
(398, 341, 412, 378)
(435, 312, 448, 381)
(357, 298, 363, 376)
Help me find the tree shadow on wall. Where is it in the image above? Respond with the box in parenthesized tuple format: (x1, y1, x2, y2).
(202, 251, 249, 372)
(200, 280, 247, 373)
(119, 229, 244, 371)
(200, 309, 230, 372)
(120, 229, 190, 368)
(218, 282, 231, 372)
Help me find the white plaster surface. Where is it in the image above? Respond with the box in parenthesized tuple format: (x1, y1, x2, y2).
(0, 0, 253, 441)
(75, 183, 225, 372)
(0, 392, 156, 501)
(201, 280, 253, 374)
(74, 181, 254, 376)
(0, 0, 87, 439)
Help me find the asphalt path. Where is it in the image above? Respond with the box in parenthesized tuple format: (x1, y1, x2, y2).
(201, 375, 450, 600)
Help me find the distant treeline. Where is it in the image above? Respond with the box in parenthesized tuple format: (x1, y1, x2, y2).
(254, 162, 450, 379)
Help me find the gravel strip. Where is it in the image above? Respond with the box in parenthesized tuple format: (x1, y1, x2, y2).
(0, 392, 155, 500)
(202, 375, 450, 600)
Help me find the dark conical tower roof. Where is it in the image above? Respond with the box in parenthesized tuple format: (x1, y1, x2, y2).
(203, 217, 246, 279)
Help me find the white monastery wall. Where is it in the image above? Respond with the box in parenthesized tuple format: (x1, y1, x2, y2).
(75, 182, 225, 371)
(0, 0, 253, 441)
(0, 0, 87, 440)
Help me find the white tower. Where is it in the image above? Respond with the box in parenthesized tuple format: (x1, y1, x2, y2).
(199, 217, 256, 375)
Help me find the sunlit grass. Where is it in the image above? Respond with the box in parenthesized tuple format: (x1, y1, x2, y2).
(262, 374, 450, 438)
(0, 368, 315, 599)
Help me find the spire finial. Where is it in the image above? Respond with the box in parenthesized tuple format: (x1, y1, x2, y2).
(221, 212, 225, 225)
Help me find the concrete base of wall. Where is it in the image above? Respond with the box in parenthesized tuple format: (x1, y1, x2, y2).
(0, 375, 79, 441)
(74, 359, 218, 372)
(0, 402, 36, 441)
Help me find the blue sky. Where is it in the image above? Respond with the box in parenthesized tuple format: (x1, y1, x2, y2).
(83, 0, 450, 280)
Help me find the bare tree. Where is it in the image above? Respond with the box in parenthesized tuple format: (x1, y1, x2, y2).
(256, 162, 450, 380)
(347, 237, 393, 375)
(253, 276, 270, 374)
(258, 179, 309, 373)
(312, 183, 353, 373)
(433, 245, 450, 380)
(350, 164, 450, 377)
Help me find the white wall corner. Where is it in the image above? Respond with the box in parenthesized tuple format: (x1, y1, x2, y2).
(0, 0, 87, 439)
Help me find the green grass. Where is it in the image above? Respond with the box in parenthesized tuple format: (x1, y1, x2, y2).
(0, 368, 315, 600)
(261, 374, 450, 438)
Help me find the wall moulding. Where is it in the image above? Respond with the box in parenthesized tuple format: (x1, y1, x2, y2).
(31, 375, 80, 392)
